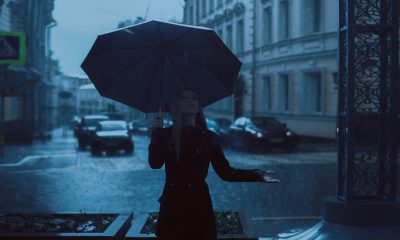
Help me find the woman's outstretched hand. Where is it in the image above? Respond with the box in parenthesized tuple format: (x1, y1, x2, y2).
(253, 169, 280, 183)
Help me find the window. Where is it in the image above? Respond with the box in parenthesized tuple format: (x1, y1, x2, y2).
(188, 6, 194, 24)
(202, 0, 207, 16)
(226, 24, 233, 49)
(279, 74, 290, 112)
(209, 0, 214, 12)
(3, 97, 20, 121)
(236, 19, 244, 53)
(332, 72, 338, 90)
(196, 0, 200, 24)
(263, 76, 272, 111)
(304, 0, 321, 33)
(217, 28, 223, 38)
(262, 7, 272, 44)
(304, 72, 322, 114)
(279, 0, 289, 40)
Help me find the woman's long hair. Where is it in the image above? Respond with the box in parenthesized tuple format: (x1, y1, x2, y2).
(168, 90, 207, 164)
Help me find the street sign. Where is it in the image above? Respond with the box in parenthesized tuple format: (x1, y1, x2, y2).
(0, 32, 26, 64)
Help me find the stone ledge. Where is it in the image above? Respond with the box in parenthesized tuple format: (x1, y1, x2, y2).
(125, 210, 258, 240)
(0, 212, 133, 240)
(324, 196, 400, 226)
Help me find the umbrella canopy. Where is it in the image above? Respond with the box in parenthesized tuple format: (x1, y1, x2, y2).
(81, 20, 242, 113)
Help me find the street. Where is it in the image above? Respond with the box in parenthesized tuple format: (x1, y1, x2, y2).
(0, 129, 398, 236)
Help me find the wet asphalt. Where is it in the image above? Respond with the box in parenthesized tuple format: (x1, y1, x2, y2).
(0, 128, 398, 237)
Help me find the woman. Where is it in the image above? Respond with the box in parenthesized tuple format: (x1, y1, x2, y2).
(148, 89, 280, 240)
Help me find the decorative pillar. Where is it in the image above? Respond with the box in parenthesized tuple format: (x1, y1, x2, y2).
(277, 1, 400, 239)
(327, 0, 400, 224)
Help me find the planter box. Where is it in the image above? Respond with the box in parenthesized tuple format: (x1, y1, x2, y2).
(0, 212, 133, 240)
(125, 210, 257, 240)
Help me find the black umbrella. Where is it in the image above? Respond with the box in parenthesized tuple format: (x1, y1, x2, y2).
(81, 20, 242, 113)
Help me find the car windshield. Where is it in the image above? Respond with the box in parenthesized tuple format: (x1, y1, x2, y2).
(99, 122, 126, 131)
(252, 117, 282, 128)
(206, 119, 219, 129)
(85, 118, 108, 127)
(215, 119, 231, 128)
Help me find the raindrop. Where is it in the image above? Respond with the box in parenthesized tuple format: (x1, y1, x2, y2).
(123, 29, 135, 36)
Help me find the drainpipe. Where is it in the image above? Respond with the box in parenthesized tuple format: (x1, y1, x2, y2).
(44, 19, 57, 132)
(251, 0, 257, 116)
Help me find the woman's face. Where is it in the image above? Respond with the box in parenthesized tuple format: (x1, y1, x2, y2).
(179, 90, 199, 114)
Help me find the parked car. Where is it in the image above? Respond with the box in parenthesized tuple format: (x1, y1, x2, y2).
(129, 119, 151, 135)
(71, 116, 81, 137)
(99, 111, 125, 120)
(206, 118, 229, 145)
(213, 117, 232, 130)
(90, 120, 134, 156)
(227, 116, 298, 151)
(75, 115, 110, 149)
(163, 117, 173, 128)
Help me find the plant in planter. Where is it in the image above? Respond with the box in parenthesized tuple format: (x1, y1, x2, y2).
(126, 210, 257, 239)
(0, 212, 133, 240)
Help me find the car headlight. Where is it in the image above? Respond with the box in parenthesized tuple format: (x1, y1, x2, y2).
(256, 132, 263, 138)
(286, 131, 293, 136)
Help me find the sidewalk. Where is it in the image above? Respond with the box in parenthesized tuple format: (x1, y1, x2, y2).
(0, 128, 77, 165)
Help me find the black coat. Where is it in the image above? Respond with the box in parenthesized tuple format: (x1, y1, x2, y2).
(148, 126, 262, 240)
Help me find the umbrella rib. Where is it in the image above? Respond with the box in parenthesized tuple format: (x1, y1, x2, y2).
(169, 49, 231, 92)
(165, 28, 193, 46)
(166, 46, 220, 50)
(166, 52, 190, 89)
(122, 29, 157, 47)
(115, 51, 157, 80)
(102, 47, 155, 52)
(144, 56, 162, 112)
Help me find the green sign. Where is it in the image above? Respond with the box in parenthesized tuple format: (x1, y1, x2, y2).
(0, 32, 26, 64)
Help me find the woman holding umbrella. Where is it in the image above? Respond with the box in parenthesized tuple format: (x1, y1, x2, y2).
(149, 89, 280, 240)
(80, 20, 278, 239)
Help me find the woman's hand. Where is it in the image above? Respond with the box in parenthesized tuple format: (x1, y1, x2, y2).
(151, 116, 164, 130)
(252, 169, 280, 183)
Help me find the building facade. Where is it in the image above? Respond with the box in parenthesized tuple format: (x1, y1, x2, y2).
(76, 83, 142, 122)
(0, 0, 57, 142)
(183, 0, 338, 138)
(51, 75, 90, 127)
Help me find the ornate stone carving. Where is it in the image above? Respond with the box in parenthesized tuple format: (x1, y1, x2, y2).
(224, 9, 233, 21)
(214, 14, 223, 25)
(233, 2, 245, 16)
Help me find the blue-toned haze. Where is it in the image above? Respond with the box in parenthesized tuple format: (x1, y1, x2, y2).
(51, 0, 184, 76)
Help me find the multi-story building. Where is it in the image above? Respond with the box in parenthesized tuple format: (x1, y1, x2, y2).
(76, 83, 142, 121)
(0, 0, 57, 142)
(51, 75, 90, 127)
(183, 0, 338, 138)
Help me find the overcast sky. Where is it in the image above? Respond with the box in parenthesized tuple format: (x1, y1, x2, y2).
(51, 0, 185, 76)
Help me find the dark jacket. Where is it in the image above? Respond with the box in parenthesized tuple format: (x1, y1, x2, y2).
(148, 126, 263, 239)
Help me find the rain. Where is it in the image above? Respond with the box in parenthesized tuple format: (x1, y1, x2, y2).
(0, 0, 399, 239)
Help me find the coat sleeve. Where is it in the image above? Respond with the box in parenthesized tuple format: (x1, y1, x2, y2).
(148, 128, 166, 169)
(209, 132, 263, 182)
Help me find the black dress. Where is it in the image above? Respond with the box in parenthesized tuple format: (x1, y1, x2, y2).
(148, 126, 263, 240)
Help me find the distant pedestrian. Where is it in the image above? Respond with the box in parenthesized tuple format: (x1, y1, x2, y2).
(148, 89, 280, 240)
